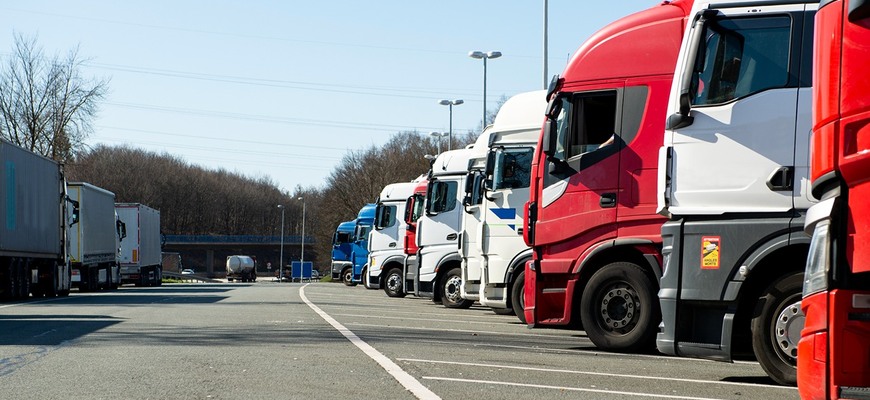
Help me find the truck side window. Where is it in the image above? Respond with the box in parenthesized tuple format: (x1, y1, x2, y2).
(376, 205, 396, 229)
(691, 15, 792, 105)
(555, 91, 618, 160)
(493, 148, 534, 190)
(355, 225, 372, 242)
(428, 181, 458, 213)
(410, 194, 425, 222)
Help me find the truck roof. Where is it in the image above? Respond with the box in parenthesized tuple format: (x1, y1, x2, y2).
(377, 181, 418, 203)
(431, 131, 492, 176)
(337, 220, 356, 232)
(357, 203, 377, 220)
(487, 90, 547, 146)
(561, 0, 692, 84)
(68, 182, 117, 198)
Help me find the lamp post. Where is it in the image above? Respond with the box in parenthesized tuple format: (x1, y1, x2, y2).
(277, 204, 285, 283)
(437, 99, 463, 150)
(468, 50, 502, 128)
(298, 197, 305, 282)
(429, 131, 449, 154)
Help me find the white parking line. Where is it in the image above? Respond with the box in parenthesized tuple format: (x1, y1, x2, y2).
(422, 376, 726, 400)
(401, 358, 795, 390)
(299, 284, 440, 400)
(346, 321, 590, 340)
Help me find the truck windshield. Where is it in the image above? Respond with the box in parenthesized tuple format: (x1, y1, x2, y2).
(333, 232, 351, 245)
(690, 15, 792, 106)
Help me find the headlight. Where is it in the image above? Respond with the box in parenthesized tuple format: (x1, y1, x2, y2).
(803, 219, 830, 297)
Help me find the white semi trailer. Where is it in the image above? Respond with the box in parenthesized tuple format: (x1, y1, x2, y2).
(116, 203, 162, 286)
(68, 182, 123, 291)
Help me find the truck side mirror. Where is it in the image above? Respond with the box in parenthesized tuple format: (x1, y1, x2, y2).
(67, 198, 80, 227)
(117, 220, 127, 240)
(541, 118, 555, 156)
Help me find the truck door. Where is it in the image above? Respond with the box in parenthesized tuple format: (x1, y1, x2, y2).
(486, 146, 534, 285)
(534, 87, 623, 273)
(667, 4, 811, 215)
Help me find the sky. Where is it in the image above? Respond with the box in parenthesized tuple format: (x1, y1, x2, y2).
(0, 1, 657, 192)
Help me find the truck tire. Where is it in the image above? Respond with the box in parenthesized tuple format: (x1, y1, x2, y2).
(342, 268, 357, 287)
(751, 272, 803, 386)
(384, 268, 405, 298)
(441, 267, 473, 309)
(155, 267, 163, 286)
(511, 270, 527, 324)
(580, 262, 659, 352)
(362, 268, 376, 289)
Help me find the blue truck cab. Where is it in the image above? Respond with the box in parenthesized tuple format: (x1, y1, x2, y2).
(330, 220, 356, 281)
(349, 203, 376, 285)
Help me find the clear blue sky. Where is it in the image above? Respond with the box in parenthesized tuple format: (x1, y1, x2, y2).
(0, 1, 656, 192)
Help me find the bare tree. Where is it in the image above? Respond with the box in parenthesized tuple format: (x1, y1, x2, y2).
(0, 33, 108, 161)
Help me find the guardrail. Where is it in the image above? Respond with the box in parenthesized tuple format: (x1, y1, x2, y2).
(162, 272, 223, 283)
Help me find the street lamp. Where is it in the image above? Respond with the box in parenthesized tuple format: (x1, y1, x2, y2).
(298, 197, 306, 282)
(437, 99, 463, 150)
(468, 50, 502, 129)
(277, 204, 285, 283)
(429, 131, 449, 154)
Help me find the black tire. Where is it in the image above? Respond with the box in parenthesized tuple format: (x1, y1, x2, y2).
(511, 270, 527, 324)
(440, 267, 473, 309)
(579, 262, 660, 352)
(491, 307, 514, 315)
(751, 272, 803, 386)
(342, 268, 357, 287)
(384, 268, 406, 298)
(361, 268, 376, 289)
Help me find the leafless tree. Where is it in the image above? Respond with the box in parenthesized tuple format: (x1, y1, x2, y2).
(0, 33, 108, 161)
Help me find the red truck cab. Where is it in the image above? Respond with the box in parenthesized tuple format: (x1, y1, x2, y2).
(402, 180, 428, 294)
(523, 0, 692, 352)
(799, 0, 870, 398)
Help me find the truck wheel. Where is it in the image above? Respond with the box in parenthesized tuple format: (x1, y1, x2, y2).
(511, 270, 527, 324)
(155, 268, 163, 286)
(384, 268, 405, 298)
(580, 262, 659, 352)
(362, 268, 376, 289)
(751, 272, 803, 386)
(441, 267, 473, 309)
(342, 268, 357, 287)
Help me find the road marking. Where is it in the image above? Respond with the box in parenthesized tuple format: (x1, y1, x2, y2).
(402, 358, 795, 390)
(346, 321, 590, 340)
(299, 284, 440, 400)
(329, 312, 543, 328)
(422, 376, 726, 400)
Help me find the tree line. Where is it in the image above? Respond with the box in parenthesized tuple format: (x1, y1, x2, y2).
(0, 33, 492, 271)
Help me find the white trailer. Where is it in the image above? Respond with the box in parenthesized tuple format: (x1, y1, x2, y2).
(68, 182, 122, 291)
(0, 138, 72, 300)
(116, 203, 162, 286)
(459, 90, 545, 319)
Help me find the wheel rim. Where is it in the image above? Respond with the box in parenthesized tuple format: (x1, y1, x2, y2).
(386, 272, 401, 293)
(773, 298, 803, 364)
(444, 275, 462, 304)
(343, 271, 352, 283)
(597, 282, 641, 333)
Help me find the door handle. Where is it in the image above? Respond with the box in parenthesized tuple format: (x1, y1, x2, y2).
(446, 233, 458, 241)
(766, 166, 794, 191)
(600, 193, 616, 208)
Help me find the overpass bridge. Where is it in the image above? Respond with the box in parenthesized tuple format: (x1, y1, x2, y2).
(162, 235, 316, 278)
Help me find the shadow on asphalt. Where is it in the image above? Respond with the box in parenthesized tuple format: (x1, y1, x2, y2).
(0, 315, 123, 346)
(721, 375, 780, 386)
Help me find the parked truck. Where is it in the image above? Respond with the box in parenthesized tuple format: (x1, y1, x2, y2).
(68, 182, 122, 291)
(799, 1, 870, 397)
(0, 138, 73, 300)
(411, 134, 489, 307)
(523, 0, 692, 352)
(402, 179, 428, 296)
(116, 203, 162, 286)
(349, 203, 376, 285)
(460, 90, 545, 319)
(655, 0, 816, 385)
(226, 255, 256, 282)
(330, 220, 355, 281)
(365, 181, 418, 297)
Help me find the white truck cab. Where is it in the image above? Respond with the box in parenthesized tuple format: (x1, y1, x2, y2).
(365, 180, 420, 297)
(460, 90, 546, 319)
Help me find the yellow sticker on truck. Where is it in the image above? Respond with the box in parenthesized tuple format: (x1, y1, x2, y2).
(701, 236, 720, 270)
